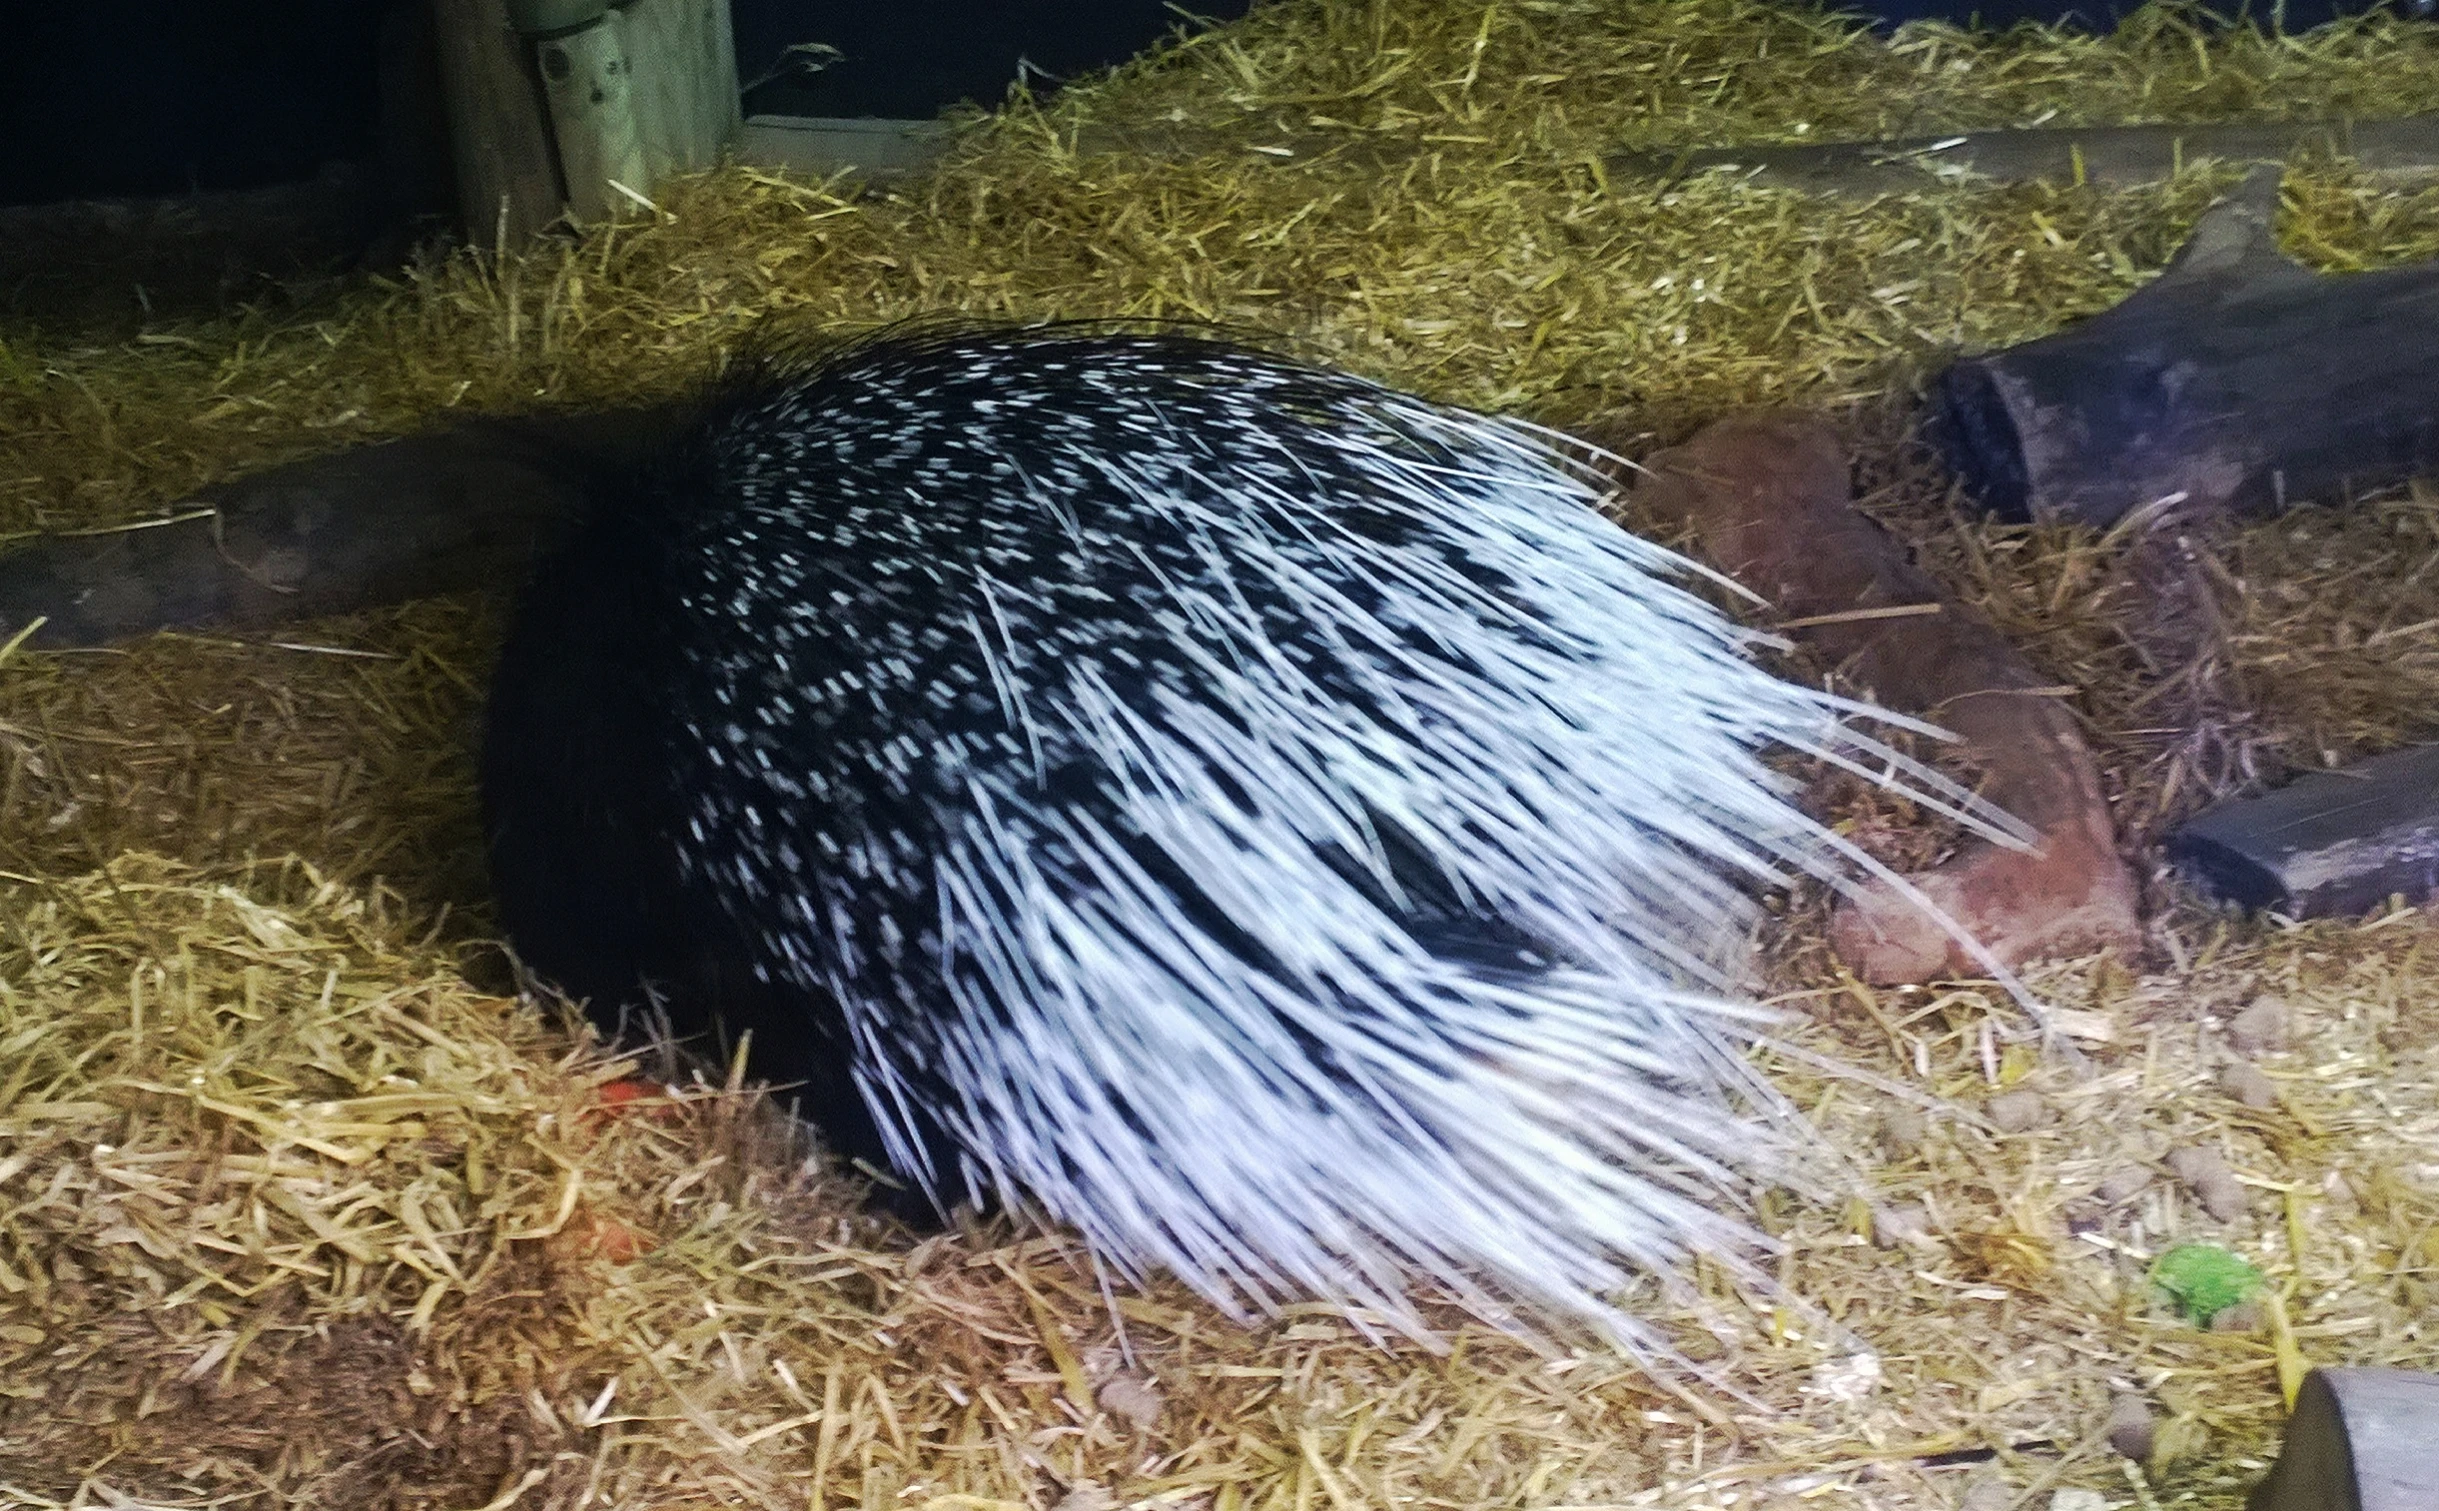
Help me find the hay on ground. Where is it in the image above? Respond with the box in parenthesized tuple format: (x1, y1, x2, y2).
(8, 3, 2439, 1506)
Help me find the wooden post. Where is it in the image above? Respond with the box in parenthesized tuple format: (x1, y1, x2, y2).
(619, 0, 742, 183)
(427, 0, 739, 242)
(429, 0, 565, 246)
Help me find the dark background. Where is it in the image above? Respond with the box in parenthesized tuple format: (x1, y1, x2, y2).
(0, 0, 2417, 210)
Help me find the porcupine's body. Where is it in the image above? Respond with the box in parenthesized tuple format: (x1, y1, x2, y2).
(481, 326, 1936, 1342)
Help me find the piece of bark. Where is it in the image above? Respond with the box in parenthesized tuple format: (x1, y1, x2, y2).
(1932, 163, 2439, 529)
(2249, 1367, 2439, 1511)
(0, 405, 685, 648)
(1612, 410, 2140, 982)
(2169, 742, 2439, 916)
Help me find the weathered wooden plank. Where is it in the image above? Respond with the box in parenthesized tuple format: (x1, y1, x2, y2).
(1609, 116, 2439, 195)
(2170, 743, 2439, 917)
(2250, 1367, 2439, 1511)
(736, 115, 960, 179)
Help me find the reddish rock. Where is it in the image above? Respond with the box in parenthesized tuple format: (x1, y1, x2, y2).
(1603, 411, 2141, 983)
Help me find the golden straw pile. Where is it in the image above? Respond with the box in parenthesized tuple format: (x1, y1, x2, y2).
(6, 3, 2439, 1507)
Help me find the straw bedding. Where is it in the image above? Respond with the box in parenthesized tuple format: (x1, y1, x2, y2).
(6, 3, 2439, 1505)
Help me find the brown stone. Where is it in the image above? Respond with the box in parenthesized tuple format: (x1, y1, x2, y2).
(1610, 411, 2142, 983)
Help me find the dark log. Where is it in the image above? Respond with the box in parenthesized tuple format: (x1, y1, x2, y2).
(1608, 116, 2439, 196)
(1929, 164, 2439, 528)
(2250, 1367, 2439, 1511)
(2167, 742, 2439, 917)
(0, 406, 685, 649)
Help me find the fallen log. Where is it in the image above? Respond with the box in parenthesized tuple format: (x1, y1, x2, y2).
(1930, 163, 2439, 528)
(1605, 410, 2142, 983)
(0, 406, 684, 648)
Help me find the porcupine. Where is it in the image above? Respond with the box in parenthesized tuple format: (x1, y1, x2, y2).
(480, 324, 1973, 1346)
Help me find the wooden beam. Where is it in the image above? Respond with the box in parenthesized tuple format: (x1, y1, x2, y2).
(1608, 116, 2439, 195)
(736, 115, 959, 180)
(724, 112, 2439, 194)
